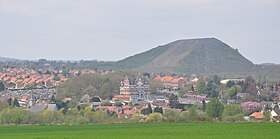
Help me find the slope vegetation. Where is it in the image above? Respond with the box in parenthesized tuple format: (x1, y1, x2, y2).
(116, 38, 255, 74)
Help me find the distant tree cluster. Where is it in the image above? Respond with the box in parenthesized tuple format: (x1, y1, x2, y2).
(0, 97, 247, 125)
(56, 72, 136, 100)
(191, 75, 221, 98)
(0, 81, 4, 92)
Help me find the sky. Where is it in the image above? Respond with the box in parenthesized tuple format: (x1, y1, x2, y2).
(0, 0, 279, 64)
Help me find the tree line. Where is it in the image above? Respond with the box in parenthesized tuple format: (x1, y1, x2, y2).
(0, 98, 259, 125)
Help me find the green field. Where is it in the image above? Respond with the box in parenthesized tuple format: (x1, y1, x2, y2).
(0, 123, 279, 139)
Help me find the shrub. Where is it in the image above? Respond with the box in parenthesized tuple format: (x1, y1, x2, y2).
(223, 113, 244, 122)
(145, 113, 162, 123)
(178, 111, 189, 122)
(163, 109, 180, 122)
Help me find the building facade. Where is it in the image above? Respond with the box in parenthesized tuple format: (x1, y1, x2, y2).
(120, 76, 150, 100)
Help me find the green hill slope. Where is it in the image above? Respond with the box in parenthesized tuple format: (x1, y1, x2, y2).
(114, 44, 170, 69)
(115, 38, 255, 74)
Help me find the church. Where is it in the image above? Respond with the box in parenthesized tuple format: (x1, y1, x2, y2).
(120, 76, 150, 100)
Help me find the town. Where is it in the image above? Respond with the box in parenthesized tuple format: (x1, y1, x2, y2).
(1, 0, 279, 138)
(1, 63, 280, 124)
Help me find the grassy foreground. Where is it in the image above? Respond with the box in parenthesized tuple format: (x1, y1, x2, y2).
(0, 123, 279, 139)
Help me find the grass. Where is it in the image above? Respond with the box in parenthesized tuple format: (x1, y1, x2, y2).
(0, 123, 279, 139)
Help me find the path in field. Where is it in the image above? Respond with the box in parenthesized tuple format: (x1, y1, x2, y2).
(0, 123, 279, 139)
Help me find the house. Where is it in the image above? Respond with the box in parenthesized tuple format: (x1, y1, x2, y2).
(154, 75, 185, 90)
(44, 79, 53, 87)
(30, 104, 58, 113)
(178, 97, 200, 105)
(22, 78, 31, 84)
(7, 82, 16, 89)
(92, 96, 102, 102)
(191, 78, 198, 82)
(161, 76, 174, 89)
(14, 79, 24, 89)
(151, 96, 169, 108)
(122, 105, 132, 110)
(131, 101, 151, 109)
(112, 95, 132, 102)
(3, 77, 11, 82)
(26, 78, 36, 88)
(260, 101, 274, 111)
(21, 95, 29, 102)
(19, 95, 29, 107)
(271, 109, 280, 121)
(9, 77, 17, 83)
(226, 99, 241, 105)
(122, 109, 137, 116)
(80, 94, 91, 104)
(250, 112, 264, 120)
(63, 97, 72, 102)
(220, 79, 245, 84)
(30, 104, 48, 113)
(185, 94, 208, 101)
(152, 96, 169, 103)
(35, 79, 45, 87)
(96, 106, 116, 112)
(171, 78, 184, 90)
(47, 104, 58, 112)
(91, 96, 102, 107)
(237, 93, 249, 100)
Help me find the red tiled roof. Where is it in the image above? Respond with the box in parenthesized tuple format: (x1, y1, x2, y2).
(23, 108, 30, 111)
(122, 105, 132, 109)
(64, 98, 72, 101)
(36, 79, 44, 83)
(171, 78, 182, 83)
(161, 76, 174, 82)
(96, 106, 116, 112)
(114, 95, 131, 99)
(10, 77, 17, 82)
(28, 78, 36, 84)
(33, 76, 40, 80)
(43, 79, 50, 82)
(250, 112, 264, 119)
(22, 78, 31, 83)
(3, 77, 10, 82)
(154, 75, 162, 81)
(16, 79, 23, 83)
(21, 95, 29, 100)
(123, 109, 136, 115)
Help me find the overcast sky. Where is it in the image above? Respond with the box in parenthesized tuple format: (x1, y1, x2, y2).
(0, 0, 279, 64)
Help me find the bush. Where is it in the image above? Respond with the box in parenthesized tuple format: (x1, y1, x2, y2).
(262, 112, 270, 122)
(223, 113, 244, 122)
(178, 111, 189, 122)
(145, 113, 162, 123)
(195, 115, 212, 122)
(129, 114, 144, 123)
(163, 109, 180, 122)
(206, 99, 224, 119)
(223, 104, 243, 117)
(0, 108, 30, 124)
(77, 117, 88, 124)
(154, 107, 163, 114)
(188, 106, 198, 121)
